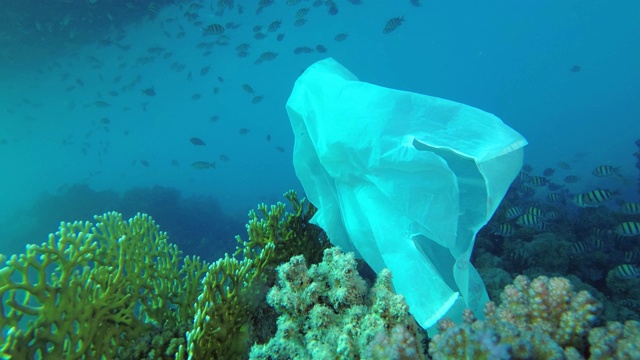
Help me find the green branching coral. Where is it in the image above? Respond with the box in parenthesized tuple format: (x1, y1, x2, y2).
(235, 190, 330, 266)
(183, 190, 330, 359)
(1, 191, 330, 359)
(0, 212, 208, 359)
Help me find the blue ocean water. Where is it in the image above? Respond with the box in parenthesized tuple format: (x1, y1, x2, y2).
(0, 0, 638, 263)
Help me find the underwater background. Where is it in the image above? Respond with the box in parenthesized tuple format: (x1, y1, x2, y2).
(0, 0, 640, 358)
(1, 0, 639, 260)
(1, 1, 640, 357)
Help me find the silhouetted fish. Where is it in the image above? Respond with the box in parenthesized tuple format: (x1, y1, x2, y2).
(203, 23, 225, 35)
(190, 137, 206, 145)
(383, 16, 405, 34)
(142, 87, 156, 96)
(191, 161, 216, 169)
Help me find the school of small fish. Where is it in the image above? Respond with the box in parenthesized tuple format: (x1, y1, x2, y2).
(484, 151, 640, 284)
(1, 0, 419, 174)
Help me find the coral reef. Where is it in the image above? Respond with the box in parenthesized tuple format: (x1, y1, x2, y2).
(249, 247, 427, 360)
(427, 275, 640, 359)
(588, 320, 640, 359)
(235, 190, 330, 266)
(0, 212, 208, 359)
(182, 190, 331, 359)
(1, 191, 329, 359)
(5, 191, 638, 359)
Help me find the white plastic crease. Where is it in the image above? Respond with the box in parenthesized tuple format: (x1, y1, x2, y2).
(286, 58, 527, 331)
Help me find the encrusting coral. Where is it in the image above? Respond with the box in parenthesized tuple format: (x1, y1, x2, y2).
(249, 246, 427, 360)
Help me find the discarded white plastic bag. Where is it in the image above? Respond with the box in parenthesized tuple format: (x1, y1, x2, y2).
(286, 58, 527, 329)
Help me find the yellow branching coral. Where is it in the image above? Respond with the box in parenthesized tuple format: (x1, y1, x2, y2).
(183, 243, 275, 360)
(236, 190, 329, 266)
(1, 191, 328, 359)
(0, 212, 208, 359)
(183, 190, 330, 359)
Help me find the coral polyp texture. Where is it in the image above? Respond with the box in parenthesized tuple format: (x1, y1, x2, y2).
(427, 275, 640, 359)
(249, 246, 427, 360)
(0, 212, 209, 359)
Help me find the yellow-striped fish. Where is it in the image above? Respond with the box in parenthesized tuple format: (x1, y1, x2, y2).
(546, 193, 564, 203)
(563, 175, 580, 183)
(267, 19, 282, 32)
(527, 176, 548, 187)
(296, 7, 310, 18)
(623, 250, 639, 263)
(621, 202, 640, 215)
(493, 223, 515, 237)
(519, 185, 535, 196)
(526, 207, 543, 216)
(615, 222, 640, 237)
(612, 264, 640, 280)
(505, 206, 524, 219)
(254, 51, 278, 65)
(516, 171, 530, 182)
(570, 242, 589, 255)
(516, 213, 543, 227)
(572, 189, 615, 207)
(558, 161, 571, 170)
(383, 16, 405, 34)
(203, 23, 225, 35)
(593, 165, 623, 178)
(217, 0, 234, 10)
(148, 3, 159, 20)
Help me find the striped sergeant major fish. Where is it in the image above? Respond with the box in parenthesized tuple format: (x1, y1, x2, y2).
(546, 193, 565, 204)
(493, 223, 515, 237)
(563, 175, 580, 183)
(620, 202, 640, 215)
(572, 189, 616, 207)
(203, 23, 225, 35)
(505, 206, 524, 219)
(527, 175, 548, 187)
(558, 161, 571, 170)
(516, 213, 544, 228)
(623, 249, 639, 263)
(383, 16, 405, 34)
(614, 222, 640, 237)
(612, 264, 640, 280)
(593, 165, 624, 179)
